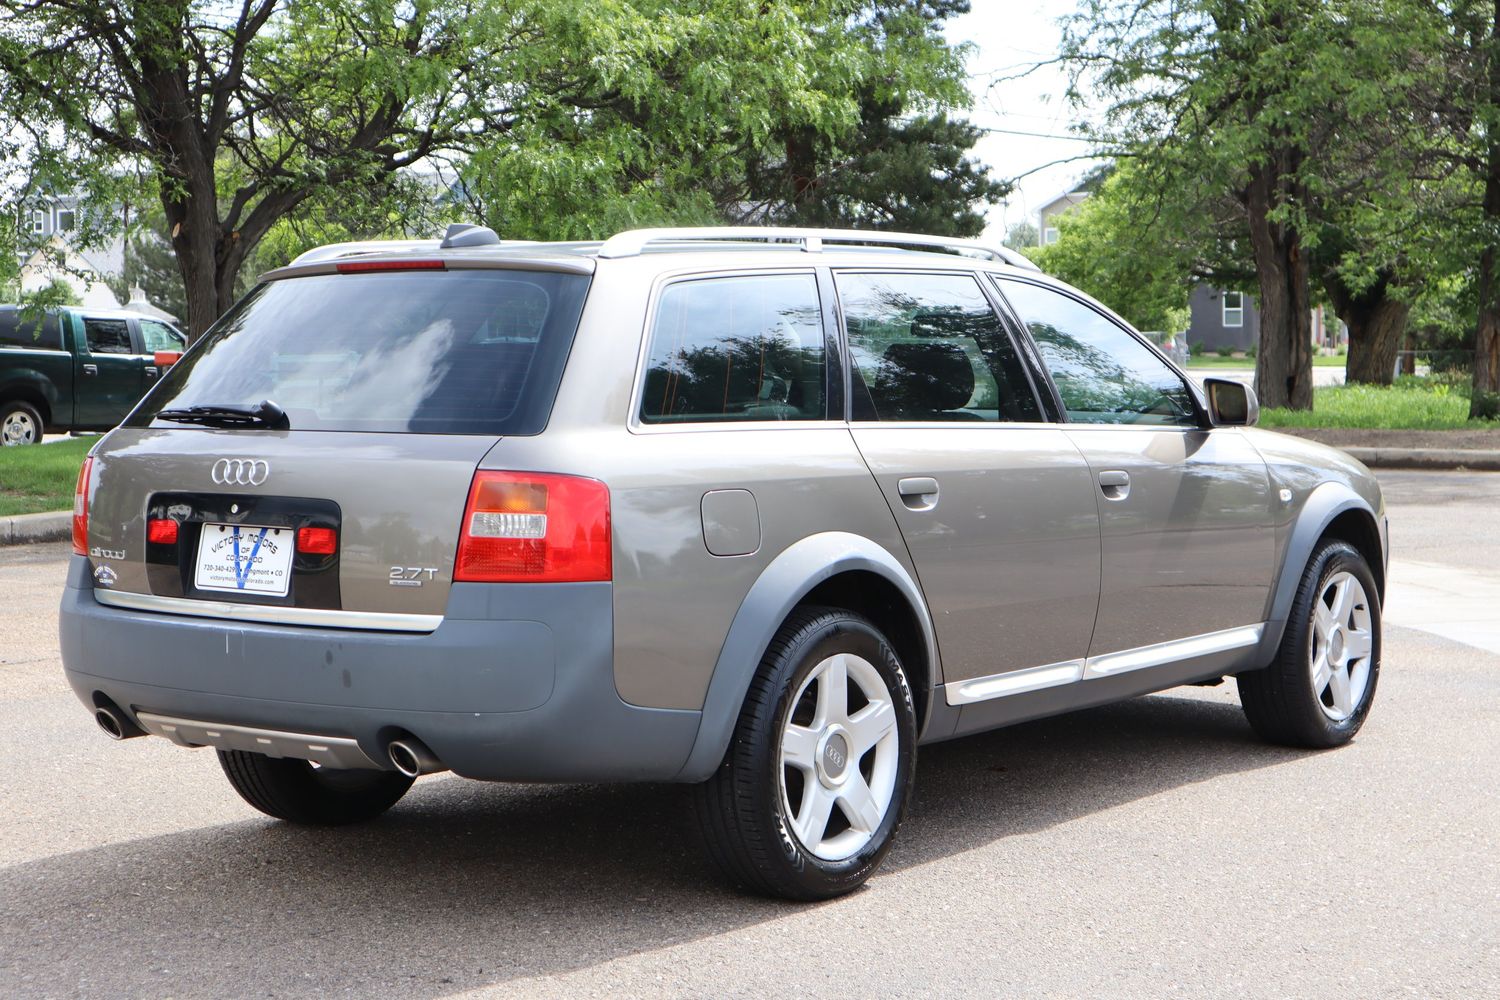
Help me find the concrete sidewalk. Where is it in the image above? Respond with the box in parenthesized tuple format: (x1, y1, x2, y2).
(1385, 559, 1500, 655)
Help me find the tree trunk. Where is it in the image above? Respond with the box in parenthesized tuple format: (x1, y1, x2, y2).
(1245, 162, 1313, 410)
(1342, 296, 1409, 385)
(1473, 0, 1500, 419)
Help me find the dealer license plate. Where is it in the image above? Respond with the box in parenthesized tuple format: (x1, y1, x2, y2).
(194, 524, 293, 597)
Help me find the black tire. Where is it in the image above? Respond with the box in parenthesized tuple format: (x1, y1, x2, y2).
(217, 750, 414, 825)
(1, 399, 44, 446)
(692, 606, 917, 901)
(1238, 540, 1381, 748)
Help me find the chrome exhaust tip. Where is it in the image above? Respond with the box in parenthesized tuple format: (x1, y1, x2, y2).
(387, 737, 444, 777)
(95, 706, 146, 740)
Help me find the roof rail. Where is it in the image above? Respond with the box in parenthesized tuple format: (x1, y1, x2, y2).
(595, 226, 1040, 270)
(290, 239, 442, 265)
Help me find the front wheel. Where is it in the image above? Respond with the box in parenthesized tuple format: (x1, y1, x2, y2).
(218, 750, 414, 825)
(1238, 540, 1381, 748)
(693, 607, 917, 900)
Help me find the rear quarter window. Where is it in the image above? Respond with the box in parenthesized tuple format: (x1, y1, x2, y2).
(639, 272, 827, 423)
(0, 309, 64, 351)
(130, 269, 590, 436)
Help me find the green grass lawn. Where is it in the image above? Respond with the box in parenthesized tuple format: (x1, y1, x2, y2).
(1187, 354, 1345, 368)
(1261, 382, 1498, 430)
(0, 437, 93, 517)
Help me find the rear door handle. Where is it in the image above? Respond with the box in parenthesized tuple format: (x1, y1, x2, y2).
(897, 477, 940, 510)
(82, 363, 98, 376)
(1098, 470, 1130, 501)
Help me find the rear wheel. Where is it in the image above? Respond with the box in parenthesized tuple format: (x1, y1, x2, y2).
(693, 606, 916, 900)
(1, 400, 42, 445)
(217, 750, 414, 825)
(1238, 540, 1381, 748)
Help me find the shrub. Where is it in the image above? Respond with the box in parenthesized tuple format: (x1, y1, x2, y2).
(1215, 344, 1234, 357)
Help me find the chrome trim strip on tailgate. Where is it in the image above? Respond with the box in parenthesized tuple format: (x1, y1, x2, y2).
(93, 589, 442, 633)
(136, 712, 382, 769)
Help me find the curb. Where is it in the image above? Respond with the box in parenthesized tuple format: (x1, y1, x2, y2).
(1, 510, 72, 547)
(1341, 447, 1500, 472)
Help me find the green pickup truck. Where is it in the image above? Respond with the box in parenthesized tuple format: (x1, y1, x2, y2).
(0, 305, 188, 445)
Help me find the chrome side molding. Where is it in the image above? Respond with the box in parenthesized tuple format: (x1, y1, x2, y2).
(946, 658, 1084, 705)
(93, 589, 442, 633)
(942, 623, 1266, 707)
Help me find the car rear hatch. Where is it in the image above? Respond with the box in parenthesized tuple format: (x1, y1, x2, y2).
(79, 258, 592, 626)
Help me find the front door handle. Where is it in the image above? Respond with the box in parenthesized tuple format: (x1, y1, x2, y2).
(897, 477, 940, 510)
(81, 363, 98, 376)
(1098, 470, 1130, 501)
(144, 365, 159, 379)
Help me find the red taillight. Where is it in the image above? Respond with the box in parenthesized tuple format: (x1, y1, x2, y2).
(147, 518, 179, 545)
(335, 259, 446, 273)
(454, 471, 611, 583)
(72, 456, 93, 555)
(297, 526, 338, 555)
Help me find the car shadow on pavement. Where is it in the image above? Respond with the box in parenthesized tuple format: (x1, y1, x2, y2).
(0, 691, 1305, 998)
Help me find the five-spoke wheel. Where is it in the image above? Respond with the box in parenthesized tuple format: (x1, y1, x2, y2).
(695, 607, 916, 900)
(1240, 540, 1382, 748)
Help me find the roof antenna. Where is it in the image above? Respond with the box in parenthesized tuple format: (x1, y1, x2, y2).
(440, 222, 500, 249)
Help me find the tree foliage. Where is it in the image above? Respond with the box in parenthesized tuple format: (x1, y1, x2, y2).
(1062, 0, 1447, 407)
(0, 1, 976, 337)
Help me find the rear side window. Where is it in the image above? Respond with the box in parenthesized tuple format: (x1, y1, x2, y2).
(84, 318, 134, 355)
(0, 308, 63, 350)
(640, 273, 826, 423)
(837, 271, 1041, 422)
(131, 269, 590, 435)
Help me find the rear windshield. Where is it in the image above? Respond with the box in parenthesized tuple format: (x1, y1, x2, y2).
(129, 269, 589, 435)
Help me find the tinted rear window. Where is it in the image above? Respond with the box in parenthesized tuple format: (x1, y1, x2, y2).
(130, 270, 590, 435)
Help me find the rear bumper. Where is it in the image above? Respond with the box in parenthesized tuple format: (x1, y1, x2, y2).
(59, 557, 700, 782)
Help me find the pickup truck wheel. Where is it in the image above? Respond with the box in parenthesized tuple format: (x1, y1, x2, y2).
(1238, 540, 1381, 748)
(1, 400, 42, 445)
(693, 606, 916, 900)
(217, 749, 414, 825)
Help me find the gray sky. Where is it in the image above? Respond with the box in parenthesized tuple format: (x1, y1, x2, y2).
(944, 1, 1106, 243)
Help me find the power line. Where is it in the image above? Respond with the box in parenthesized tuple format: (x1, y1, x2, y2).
(973, 125, 1102, 143)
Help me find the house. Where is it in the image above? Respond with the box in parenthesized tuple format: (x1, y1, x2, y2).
(1035, 190, 1089, 247)
(1186, 284, 1259, 351)
(13, 193, 176, 321)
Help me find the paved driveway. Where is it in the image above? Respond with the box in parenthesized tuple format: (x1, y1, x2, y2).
(1, 471, 1496, 999)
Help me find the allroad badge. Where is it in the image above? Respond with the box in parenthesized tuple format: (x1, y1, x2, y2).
(211, 458, 270, 486)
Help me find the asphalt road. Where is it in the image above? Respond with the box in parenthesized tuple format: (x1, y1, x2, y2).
(1, 470, 1497, 999)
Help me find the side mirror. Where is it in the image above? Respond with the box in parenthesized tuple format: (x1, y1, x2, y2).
(154, 350, 183, 368)
(1203, 378, 1258, 426)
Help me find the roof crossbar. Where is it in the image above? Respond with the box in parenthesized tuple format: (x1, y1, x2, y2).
(595, 226, 1039, 270)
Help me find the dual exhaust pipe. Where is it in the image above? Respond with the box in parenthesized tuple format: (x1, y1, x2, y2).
(94, 696, 444, 778)
(386, 736, 445, 778)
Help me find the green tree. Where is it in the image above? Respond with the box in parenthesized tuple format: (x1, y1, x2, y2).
(1027, 166, 1194, 334)
(1002, 221, 1040, 251)
(1064, 0, 1440, 408)
(723, 2, 1001, 236)
(1, 1, 966, 338)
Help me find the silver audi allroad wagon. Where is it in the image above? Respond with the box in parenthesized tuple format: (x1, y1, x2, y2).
(60, 226, 1386, 899)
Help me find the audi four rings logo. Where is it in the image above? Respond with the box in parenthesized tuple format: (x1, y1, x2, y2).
(211, 458, 271, 486)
